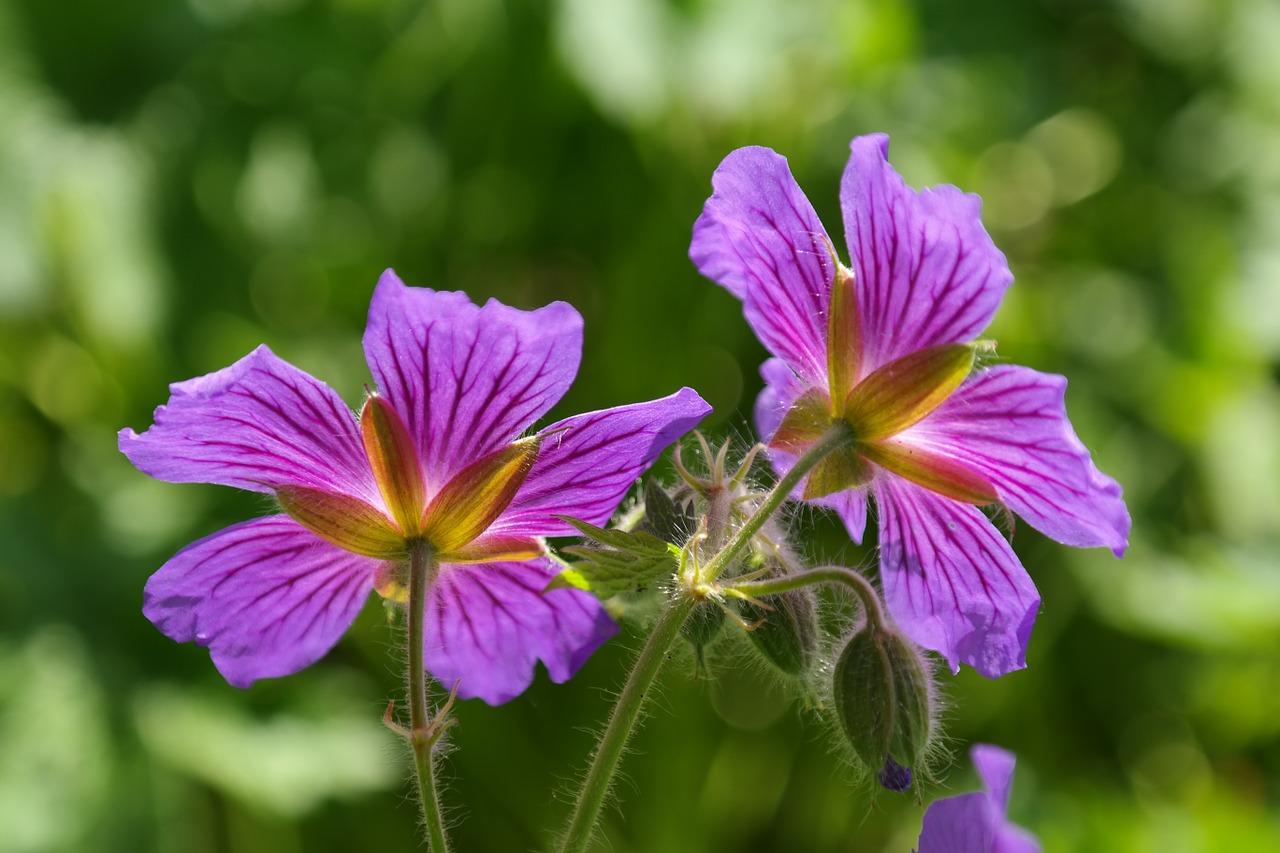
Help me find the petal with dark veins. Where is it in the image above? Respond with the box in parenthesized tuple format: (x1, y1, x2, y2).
(423, 559, 619, 705)
(143, 516, 376, 688)
(491, 387, 710, 538)
(119, 345, 376, 503)
(875, 477, 1039, 678)
(902, 365, 1130, 555)
(841, 134, 1012, 376)
(362, 270, 582, 490)
(691, 147, 835, 384)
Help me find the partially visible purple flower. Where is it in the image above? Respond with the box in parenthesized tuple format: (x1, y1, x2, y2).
(691, 134, 1129, 677)
(915, 744, 1041, 853)
(121, 271, 710, 704)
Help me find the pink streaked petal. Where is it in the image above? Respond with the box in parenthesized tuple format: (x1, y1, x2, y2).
(362, 270, 582, 489)
(423, 559, 619, 705)
(119, 345, 376, 501)
(875, 477, 1039, 678)
(491, 387, 710, 538)
(841, 134, 1012, 375)
(143, 516, 377, 688)
(904, 365, 1130, 556)
(755, 358, 867, 542)
(815, 486, 869, 545)
(691, 147, 835, 383)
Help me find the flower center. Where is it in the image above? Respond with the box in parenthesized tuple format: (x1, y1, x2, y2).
(769, 259, 996, 503)
(277, 394, 547, 601)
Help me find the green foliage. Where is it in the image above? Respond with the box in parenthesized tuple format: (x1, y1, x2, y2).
(546, 514, 681, 597)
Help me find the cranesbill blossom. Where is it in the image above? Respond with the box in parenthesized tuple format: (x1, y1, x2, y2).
(915, 743, 1040, 853)
(690, 135, 1129, 677)
(121, 271, 710, 704)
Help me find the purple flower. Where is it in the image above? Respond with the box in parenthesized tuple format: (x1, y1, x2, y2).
(690, 134, 1129, 677)
(915, 744, 1041, 853)
(121, 271, 710, 704)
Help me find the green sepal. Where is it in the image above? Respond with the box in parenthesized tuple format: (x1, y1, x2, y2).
(844, 342, 976, 441)
(802, 446, 872, 499)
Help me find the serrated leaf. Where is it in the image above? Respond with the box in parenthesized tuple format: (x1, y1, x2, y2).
(544, 566, 593, 593)
(553, 514, 674, 558)
(544, 547, 677, 598)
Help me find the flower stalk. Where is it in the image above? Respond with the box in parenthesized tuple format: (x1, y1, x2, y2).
(557, 594, 695, 853)
(407, 542, 452, 853)
(728, 564, 887, 633)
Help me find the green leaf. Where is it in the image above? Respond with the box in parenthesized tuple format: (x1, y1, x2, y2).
(545, 554, 679, 602)
(545, 514, 681, 598)
(553, 514, 674, 558)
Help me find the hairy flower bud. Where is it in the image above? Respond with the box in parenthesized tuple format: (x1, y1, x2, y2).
(640, 477, 694, 545)
(832, 624, 934, 792)
(740, 576, 819, 677)
(681, 599, 725, 661)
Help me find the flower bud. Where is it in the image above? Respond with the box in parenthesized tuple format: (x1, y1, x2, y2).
(832, 624, 933, 792)
(681, 599, 725, 662)
(640, 477, 693, 545)
(740, 582, 819, 677)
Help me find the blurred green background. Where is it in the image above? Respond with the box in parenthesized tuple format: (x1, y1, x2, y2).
(2, 0, 1278, 850)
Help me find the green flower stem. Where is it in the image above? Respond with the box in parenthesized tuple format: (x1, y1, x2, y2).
(557, 426, 854, 853)
(408, 542, 451, 853)
(557, 594, 695, 853)
(701, 423, 854, 583)
(728, 564, 888, 632)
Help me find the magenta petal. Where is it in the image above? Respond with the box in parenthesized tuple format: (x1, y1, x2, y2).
(874, 477, 1039, 678)
(754, 357, 806, 441)
(492, 387, 710, 538)
(120, 345, 376, 500)
(916, 792, 994, 853)
(755, 358, 867, 542)
(841, 134, 1013, 375)
(904, 365, 1130, 556)
(972, 744, 1017, 812)
(916, 745, 1041, 853)
(362, 270, 583, 489)
(423, 559, 619, 705)
(143, 516, 376, 687)
(691, 147, 834, 383)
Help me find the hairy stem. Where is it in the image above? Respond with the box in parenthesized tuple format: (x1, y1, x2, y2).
(729, 564, 888, 631)
(408, 543, 451, 853)
(558, 595, 695, 853)
(557, 427, 854, 852)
